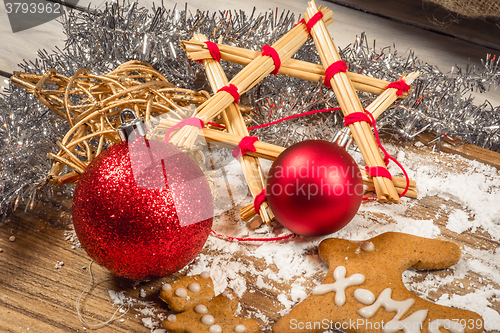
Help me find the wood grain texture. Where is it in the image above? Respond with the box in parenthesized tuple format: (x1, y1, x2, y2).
(417, 131, 500, 169)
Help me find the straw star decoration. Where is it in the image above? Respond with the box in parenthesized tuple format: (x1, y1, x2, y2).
(11, 0, 418, 222)
(161, 0, 418, 217)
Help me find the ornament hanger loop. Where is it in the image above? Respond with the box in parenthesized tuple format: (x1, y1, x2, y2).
(117, 108, 147, 141)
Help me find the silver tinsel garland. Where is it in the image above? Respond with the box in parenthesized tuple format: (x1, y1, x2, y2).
(0, 2, 499, 216)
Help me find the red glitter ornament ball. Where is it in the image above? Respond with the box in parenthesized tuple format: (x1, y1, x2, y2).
(72, 138, 214, 280)
(266, 140, 363, 237)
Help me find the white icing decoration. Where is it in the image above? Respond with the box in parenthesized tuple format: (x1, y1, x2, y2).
(354, 289, 375, 305)
(201, 271, 210, 279)
(195, 304, 208, 314)
(188, 282, 201, 293)
(209, 324, 222, 333)
(167, 314, 177, 322)
(383, 309, 428, 333)
(311, 266, 364, 306)
(201, 314, 215, 325)
(358, 288, 415, 319)
(361, 241, 375, 252)
(235, 324, 247, 332)
(175, 288, 188, 298)
(162, 283, 172, 291)
(428, 319, 465, 333)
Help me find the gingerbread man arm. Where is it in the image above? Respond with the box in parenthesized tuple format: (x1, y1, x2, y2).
(318, 232, 461, 273)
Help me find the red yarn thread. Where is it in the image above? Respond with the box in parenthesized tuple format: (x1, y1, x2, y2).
(306, 12, 324, 33)
(207, 122, 226, 129)
(365, 166, 392, 180)
(232, 136, 259, 158)
(295, 11, 323, 34)
(296, 18, 306, 27)
(344, 111, 390, 166)
(344, 112, 371, 127)
(344, 110, 410, 197)
(261, 45, 281, 75)
(324, 61, 348, 88)
(248, 107, 341, 131)
(386, 79, 411, 96)
(217, 84, 240, 104)
(165, 117, 204, 142)
(204, 41, 221, 62)
(364, 111, 410, 197)
(210, 229, 296, 242)
(253, 189, 267, 215)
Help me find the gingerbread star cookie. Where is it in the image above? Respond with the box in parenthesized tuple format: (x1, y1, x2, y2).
(273, 232, 484, 333)
(160, 272, 260, 333)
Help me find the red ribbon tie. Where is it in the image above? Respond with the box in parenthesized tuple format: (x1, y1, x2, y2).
(253, 189, 267, 215)
(365, 166, 392, 180)
(217, 84, 240, 104)
(165, 117, 205, 142)
(324, 61, 348, 87)
(204, 41, 221, 62)
(262, 45, 281, 75)
(232, 136, 259, 158)
(386, 79, 411, 96)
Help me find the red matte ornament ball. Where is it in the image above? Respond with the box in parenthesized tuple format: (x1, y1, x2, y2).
(266, 140, 363, 237)
(72, 138, 214, 280)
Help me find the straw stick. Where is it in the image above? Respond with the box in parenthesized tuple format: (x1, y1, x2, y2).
(168, 8, 334, 150)
(305, 0, 400, 203)
(192, 34, 274, 224)
(182, 41, 406, 98)
(366, 72, 419, 119)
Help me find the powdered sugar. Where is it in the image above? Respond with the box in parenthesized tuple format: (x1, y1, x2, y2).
(447, 209, 471, 234)
(99, 143, 500, 332)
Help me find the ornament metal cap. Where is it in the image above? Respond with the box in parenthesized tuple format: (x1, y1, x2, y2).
(117, 108, 147, 142)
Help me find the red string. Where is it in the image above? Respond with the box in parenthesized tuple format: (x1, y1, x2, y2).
(364, 111, 410, 197)
(248, 107, 341, 131)
(386, 79, 411, 96)
(365, 166, 392, 180)
(253, 189, 267, 215)
(324, 61, 348, 88)
(165, 117, 204, 142)
(261, 45, 281, 75)
(204, 41, 221, 62)
(342, 110, 409, 197)
(210, 229, 296, 242)
(344, 111, 389, 166)
(232, 136, 259, 158)
(217, 84, 240, 104)
(207, 122, 226, 129)
(206, 107, 341, 132)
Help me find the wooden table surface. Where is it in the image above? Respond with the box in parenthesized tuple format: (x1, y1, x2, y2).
(1, 1, 500, 333)
(1, 137, 499, 333)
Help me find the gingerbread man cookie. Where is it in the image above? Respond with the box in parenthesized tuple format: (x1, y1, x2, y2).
(273, 232, 484, 333)
(160, 272, 215, 312)
(160, 273, 260, 333)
